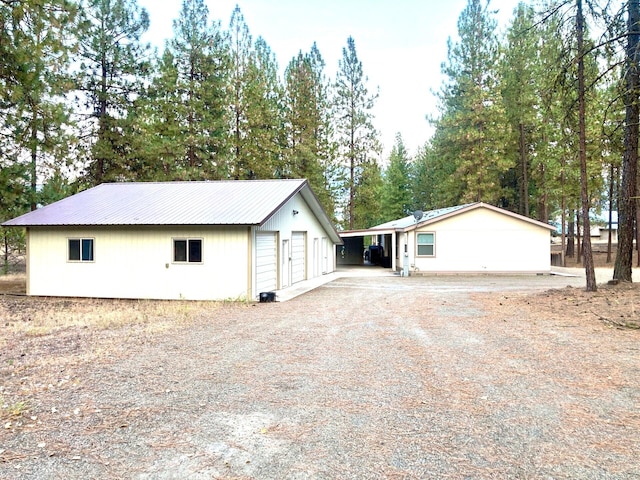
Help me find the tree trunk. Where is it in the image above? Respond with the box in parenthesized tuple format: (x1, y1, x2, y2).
(519, 122, 529, 216)
(576, 212, 582, 263)
(3, 229, 8, 275)
(566, 211, 575, 258)
(614, 0, 640, 282)
(576, 0, 597, 290)
(606, 163, 614, 263)
(30, 113, 38, 212)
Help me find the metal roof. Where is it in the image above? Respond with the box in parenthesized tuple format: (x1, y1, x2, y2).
(371, 204, 472, 230)
(340, 202, 555, 237)
(2, 179, 328, 228)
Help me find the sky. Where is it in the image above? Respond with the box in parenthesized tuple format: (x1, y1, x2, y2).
(136, 0, 525, 159)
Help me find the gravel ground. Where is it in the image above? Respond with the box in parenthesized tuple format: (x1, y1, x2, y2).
(1, 273, 639, 479)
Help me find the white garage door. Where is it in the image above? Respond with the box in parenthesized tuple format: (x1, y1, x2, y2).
(291, 232, 306, 284)
(256, 232, 277, 293)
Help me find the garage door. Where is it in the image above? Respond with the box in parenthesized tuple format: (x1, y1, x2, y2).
(291, 232, 306, 284)
(256, 232, 277, 293)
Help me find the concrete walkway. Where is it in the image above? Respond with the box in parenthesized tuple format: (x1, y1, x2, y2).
(275, 266, 393, 302)
(274, 265, 632, 302)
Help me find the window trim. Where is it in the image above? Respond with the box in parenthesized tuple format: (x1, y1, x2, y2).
(172, 237, 203, 264)
(416, 231, 435, 257)
(68, 237, 95, 263)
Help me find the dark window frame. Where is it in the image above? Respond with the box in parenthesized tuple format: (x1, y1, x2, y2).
(68, 238, 95, 262)
(173, 238, 203, 264)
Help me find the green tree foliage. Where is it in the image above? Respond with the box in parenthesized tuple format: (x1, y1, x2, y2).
(500, 3, 539, 217)
(243, 37, 286, 178)
(381, 133, 412, 221)
(432, 0, 510, 205)
(138, 0, 230, 181)
(352, 159, 383, 230)
(76, 0, 150, 184)
(0, 0, 77, 211)
(334, 36, 381, 229)
(283, 44, 337, 220)
(228, 5, 253, 179)
(614, 0, 640, 282)
(410, 143, 438, 210)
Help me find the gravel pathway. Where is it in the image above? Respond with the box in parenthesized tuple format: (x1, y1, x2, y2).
(1, 274, 639, 479)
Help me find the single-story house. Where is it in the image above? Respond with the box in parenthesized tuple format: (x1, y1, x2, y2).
(339, 202, 555, 275)
(2, 179, 342, 301)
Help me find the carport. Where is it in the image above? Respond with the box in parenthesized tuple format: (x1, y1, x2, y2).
(337, 227, 398, 270)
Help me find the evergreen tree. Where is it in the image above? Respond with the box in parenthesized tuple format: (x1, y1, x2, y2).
(334, 36, 381, 230)
(76, 0, 150, 184)
(228, 5, 253, 179)
(0, 0, 77, 211)
(614, 0, 640, 282)
(432, 0, 510, 205)
(133, 49, 183, 180)
(283, 43, 337, 219)
(143, 0, 230, 180)
(500, 3, 539, 216)
(352, 159, 383, 229)
(410, 142, 439, 210)
(243, 36, 285, 179)
(381, 133, 412, 221)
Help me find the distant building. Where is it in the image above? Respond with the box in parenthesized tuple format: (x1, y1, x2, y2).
(339, 203, 555, 275)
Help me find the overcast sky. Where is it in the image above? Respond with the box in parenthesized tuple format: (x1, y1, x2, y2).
(137, 0, 525, 159)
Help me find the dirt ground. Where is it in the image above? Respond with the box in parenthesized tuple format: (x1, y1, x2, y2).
(1, 270, 639, 479)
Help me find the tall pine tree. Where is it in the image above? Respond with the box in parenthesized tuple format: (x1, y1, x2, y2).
(432, 0, 510, 205)
(283, 44, 337, 219)
(334, 36, 381, 230)
(76, 0, 150, 185)
(381, 133, 412, 221)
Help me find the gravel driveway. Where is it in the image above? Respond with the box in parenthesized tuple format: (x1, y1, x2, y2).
(1, 273, 639, 479)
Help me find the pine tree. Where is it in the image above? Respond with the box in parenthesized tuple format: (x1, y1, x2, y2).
(243, 37, 285, 179)
(352, 159, 383, 229)
(155, 0, 230, 180)
(432, 0, 510, 205)
(334, 36, 381, 230)
(500, 3, 539, 217)
(76, 0, 151, 185)
(0, 0, 77, 211)
(614, 0, 640, 282)
(228, 5, 253, 179)
(283, 43, 337, 219)
(381, 133, 412, 221)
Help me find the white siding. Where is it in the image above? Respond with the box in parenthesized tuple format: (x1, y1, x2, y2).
(409, 208, 551, 273)
(291, 232, 305, 284)
(255, 232, 277, 293)
(257, 192, 336, 293)
(26, 226, 250, 300)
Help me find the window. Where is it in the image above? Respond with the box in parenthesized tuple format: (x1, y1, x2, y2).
(416, 232, 435, 256)
(173, 238, 202, 263)
(68, 238, 94, 262)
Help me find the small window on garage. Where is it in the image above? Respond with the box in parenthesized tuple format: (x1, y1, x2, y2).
(173, 238, 203, 263)
(416, 232, 435, 257)
(68, 238, 94, 262)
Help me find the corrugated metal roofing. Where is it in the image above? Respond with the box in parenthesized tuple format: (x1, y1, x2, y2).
(371, 204, 473, 230)
(340, 202, 555, 237)
(2, 179, 310, 227)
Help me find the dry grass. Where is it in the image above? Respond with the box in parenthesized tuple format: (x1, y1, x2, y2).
(2, 296, 215, 336)
(1, 273, 639, 478)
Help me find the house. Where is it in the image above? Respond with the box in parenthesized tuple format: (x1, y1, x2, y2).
(338, 203, 555, 275)
(2, 179, 342, 301)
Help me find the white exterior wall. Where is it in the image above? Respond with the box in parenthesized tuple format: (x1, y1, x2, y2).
(27, 226, 250, 300)
(257, 192, 335, 296)
(408, 208, 551, 274)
